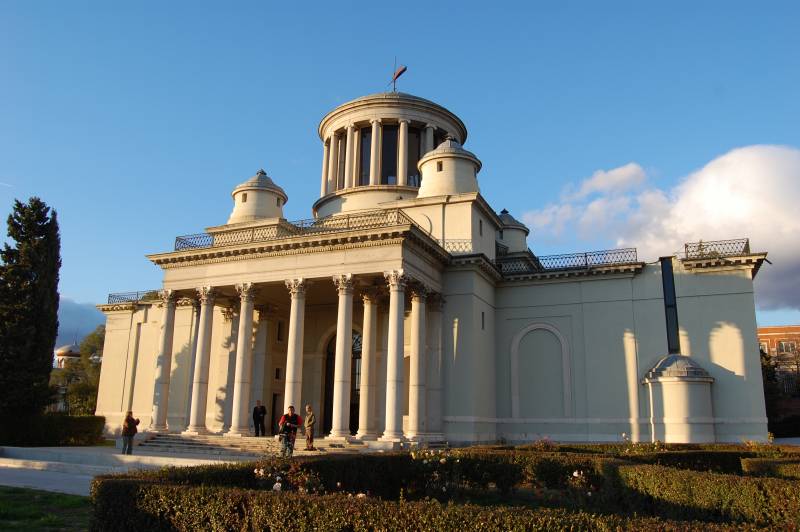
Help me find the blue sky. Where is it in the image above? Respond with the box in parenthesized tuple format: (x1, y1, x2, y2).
(1, 1, 799, 340)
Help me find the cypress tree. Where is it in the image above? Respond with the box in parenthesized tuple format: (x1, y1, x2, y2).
(0, 197, 61, 418)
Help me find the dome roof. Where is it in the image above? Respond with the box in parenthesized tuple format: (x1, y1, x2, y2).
(232, 169, 287, 202)
(644, 354, 713, 381)
(55, 343, 80, 357)
(498, 209, 529, 233)
(419, 137, 482, 172)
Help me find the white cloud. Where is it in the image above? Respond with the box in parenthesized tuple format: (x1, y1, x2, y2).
(522, 145, 800, 311)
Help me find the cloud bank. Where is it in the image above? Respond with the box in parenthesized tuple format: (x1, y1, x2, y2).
(522, 145, 800, 310)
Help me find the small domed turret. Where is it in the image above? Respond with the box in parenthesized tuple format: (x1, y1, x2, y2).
(227, 169, 288, 225)
(417, 137, 481, 198)
(498, 209, 530, 253)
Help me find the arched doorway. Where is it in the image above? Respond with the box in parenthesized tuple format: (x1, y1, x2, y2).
(323, 331, 362, 435)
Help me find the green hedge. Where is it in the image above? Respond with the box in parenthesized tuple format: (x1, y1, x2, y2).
(0, 414, 105, 446)
(741, 458, 800, 479)
(90, 479, 753, 531)
(616, 463, 800, 526)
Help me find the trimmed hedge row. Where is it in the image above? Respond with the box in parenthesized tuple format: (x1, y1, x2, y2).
(741, 458, 800, 479)
(616, 463, 800, 526)
(0, 414, 105, 446)
(90, 479, 757, 531)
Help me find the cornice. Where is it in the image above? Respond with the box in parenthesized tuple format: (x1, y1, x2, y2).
(680, 253, 768, 278)
(447, 253, 504, 283)
(499, 262, 646, 283)
(97, 303, 139, 313)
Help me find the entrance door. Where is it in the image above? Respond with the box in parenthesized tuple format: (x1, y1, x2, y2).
(322, 331, 362, 435)
(270, 393, 282, 435)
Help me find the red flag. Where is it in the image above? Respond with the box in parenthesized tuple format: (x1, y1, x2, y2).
(392, 65, 407, 82)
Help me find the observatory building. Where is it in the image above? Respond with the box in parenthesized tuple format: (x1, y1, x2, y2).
(96, 92, 768, 444)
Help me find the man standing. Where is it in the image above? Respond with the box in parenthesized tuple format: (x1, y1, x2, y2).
(121, 411, 139, 455)
(252, 400, 267, 437)
(304, 404, 316, 451)
(278, 405, 302, 457)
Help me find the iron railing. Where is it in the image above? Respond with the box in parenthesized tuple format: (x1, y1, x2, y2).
(174, 209, 415, 251)
(107, 290, 161, 304)
(498, 248, 639, 275)
(439, 239, 474, 254)
(684, 238, 750, 259)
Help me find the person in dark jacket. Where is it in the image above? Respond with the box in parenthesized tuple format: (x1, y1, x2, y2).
(278, 405, 302, 457)
(121, 411, 139, 455)
(252, 400, 267, 437)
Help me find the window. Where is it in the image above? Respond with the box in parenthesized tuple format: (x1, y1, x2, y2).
(481, 311, 485, 330)
(479, 219, 483, 236)
(337, 133, 347, 188)
(276, 197, 281, 207)
(242, 193, 247, 203)
(359, 127, 371, 185)
(381, 125, 398, 184)
(407, 127, 421, 186)
(276, 320, 284, 342)
(275, 368, 282, 380)
(759, 342, 768, 353)
(436, 161, 443, 172)
(778, 341, 797, 353)
(499, 229, 504, 240)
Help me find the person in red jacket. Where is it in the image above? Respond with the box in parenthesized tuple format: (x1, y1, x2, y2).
(278, 405, 303, 457)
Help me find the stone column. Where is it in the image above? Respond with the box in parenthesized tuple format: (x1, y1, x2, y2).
(328, 134, 340, 191)
(250, 305, 273, 414)
(329, 274, 354, 439)
(344, 124, 355, 189)
(380, 270, 406, 442)
(228, 283, 256, 436)
(284, 279, 307, 412)
(424, 124, 435, 153)
(356, 288, 380, 440)
(397, 119, 409, 186)
(407, 285, 427, 439)
(320, 140, 330, 196)
(369, 119, 381, 186)
(426, 294, 444, 440)
(184, 287, 215, 434)
(150, 289, 177, 432)
(183, 298, 201, 429)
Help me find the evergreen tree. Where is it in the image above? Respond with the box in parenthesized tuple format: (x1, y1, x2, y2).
(0, 197, 61, 418)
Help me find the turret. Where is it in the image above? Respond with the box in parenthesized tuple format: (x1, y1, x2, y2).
(417, 137, 482, 198)
(497, 209, 530, 253)
(227, 169, 288, 225)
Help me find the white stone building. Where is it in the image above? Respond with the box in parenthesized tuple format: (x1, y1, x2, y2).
(95, 92, 769, 444)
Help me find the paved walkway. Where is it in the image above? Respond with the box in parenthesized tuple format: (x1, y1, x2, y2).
(0, 467, 92, 496)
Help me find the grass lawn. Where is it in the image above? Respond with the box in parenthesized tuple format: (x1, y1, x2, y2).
(0, 486, 91, 531)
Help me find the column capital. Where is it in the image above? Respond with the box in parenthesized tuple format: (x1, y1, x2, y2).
(221, 306, 238, 322)
(158, 289, 177, 306)
(427, 293, 445, 312)
(196, 286, 216, 305)
(346, 123, 356, 131)
(236, 282, 256, 302)
(333, 273, 354, 294)
(425, 123, 436, 130)
(398, 118, 411, 125)
(360, 285, 383, 304)
(285, 278, 307, 297)
(384, 269, 408, 291)
(370, 118, 382, 125)
(409, 282, 430, 301)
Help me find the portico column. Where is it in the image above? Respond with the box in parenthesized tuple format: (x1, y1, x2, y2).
(423, 124, 435, 153)
(344, 124, 355, 189)
(228, 283, 256, 436)
(150, 289, 177, 432)
(284, 279, 307, 412)
(356, 288, 379, 440)
(184, 287, 215, 435)
(380, 270, 407, 442)
(426, 294, 445, 440)
(329, 274, 354, 438)
(407, 285, 427, 439)
(320, 140, 330, 196)
(397, 119, 409, 186)
(369, 119, 381, 186)
(250, 305, 273, 413)
(328, 134, 340, 191)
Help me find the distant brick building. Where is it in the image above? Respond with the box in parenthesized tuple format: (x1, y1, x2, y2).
(758, 325, 800, 394)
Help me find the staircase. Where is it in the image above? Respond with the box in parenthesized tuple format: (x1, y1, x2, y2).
(137, 433, 367, 459)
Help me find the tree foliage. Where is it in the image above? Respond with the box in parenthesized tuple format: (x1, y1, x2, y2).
(0, 197, 61, 418)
